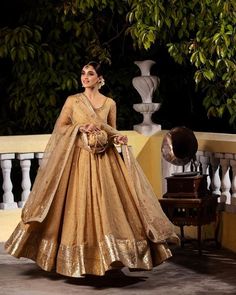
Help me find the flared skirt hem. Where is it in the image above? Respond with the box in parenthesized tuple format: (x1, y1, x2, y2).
(5, 223, 172, 277)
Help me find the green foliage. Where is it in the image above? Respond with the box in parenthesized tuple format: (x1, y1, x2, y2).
(127, 0, 236, 127)
(0, 0, 235, 134)
(0, 0, 127, 133)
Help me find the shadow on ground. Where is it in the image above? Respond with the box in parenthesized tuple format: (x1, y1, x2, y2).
(1, 243, 236, 295)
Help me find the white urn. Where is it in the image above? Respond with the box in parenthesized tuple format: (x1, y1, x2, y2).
(132, 60, 161, 135)
(132, 60, 160, 103)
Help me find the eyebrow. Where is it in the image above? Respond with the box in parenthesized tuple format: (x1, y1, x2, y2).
(81, 70, 96, 74)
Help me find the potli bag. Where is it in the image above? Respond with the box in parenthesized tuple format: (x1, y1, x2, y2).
(81, 130, 109, 154)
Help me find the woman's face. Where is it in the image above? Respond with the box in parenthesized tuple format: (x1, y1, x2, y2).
(81, 65, 100, 89)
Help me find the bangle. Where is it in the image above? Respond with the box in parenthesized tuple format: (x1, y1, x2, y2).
(79, 126, 85, 133)
(113, 136, 119, 144)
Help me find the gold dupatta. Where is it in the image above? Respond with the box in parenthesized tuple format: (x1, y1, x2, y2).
(21, 124, 81, 223)
(121, 145, 179, 244)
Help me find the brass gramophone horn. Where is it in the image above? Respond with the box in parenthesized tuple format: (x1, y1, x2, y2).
(161, 126, 198, 166)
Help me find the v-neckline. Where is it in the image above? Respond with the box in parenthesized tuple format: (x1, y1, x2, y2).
(82, 93, 107, 110)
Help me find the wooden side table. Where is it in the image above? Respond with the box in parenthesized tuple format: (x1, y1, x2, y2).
(159, 195, 219, 254)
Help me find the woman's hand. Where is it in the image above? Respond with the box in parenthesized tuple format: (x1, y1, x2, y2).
(113, 135, 128, 145)
(79, 123, 101, 133)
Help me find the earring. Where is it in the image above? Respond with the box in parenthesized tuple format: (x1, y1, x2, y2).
(98, 78, 105, 89)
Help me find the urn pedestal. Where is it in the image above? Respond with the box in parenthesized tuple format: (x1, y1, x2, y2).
(133, 103, 161, 135)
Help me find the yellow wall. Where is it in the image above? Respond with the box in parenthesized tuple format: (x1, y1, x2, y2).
(221, 212, 236, 252)
(0, 209, 21, 242)
(122, 131, 165, 197)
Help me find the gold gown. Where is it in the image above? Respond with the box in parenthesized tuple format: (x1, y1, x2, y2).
(5, 93, 179, 277)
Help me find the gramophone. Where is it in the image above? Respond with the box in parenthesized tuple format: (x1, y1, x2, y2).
(161, 126, 209, 198)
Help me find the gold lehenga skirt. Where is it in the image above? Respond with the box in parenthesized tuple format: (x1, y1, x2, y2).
(5, 146, 173, 277)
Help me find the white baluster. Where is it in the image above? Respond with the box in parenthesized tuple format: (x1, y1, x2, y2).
(200, 155, 208, 174)
(184, 162, 191, 172)
(162, 159, 170, 194)
(220, 154, 233, 205)
(17, 153, 34, 208)
(204, 151, 212, 190)
(35, 152, 44, 166)
(0, 154, 17, 209)
(196, 151, 204, 173)
(230, 159, 236, 205)
(211, 155, 221, 197)
(170, 163, 183, 175)
(200, 154, 211, 189)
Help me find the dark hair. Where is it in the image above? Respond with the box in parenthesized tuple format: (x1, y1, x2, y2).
(85, 61, 103, 77)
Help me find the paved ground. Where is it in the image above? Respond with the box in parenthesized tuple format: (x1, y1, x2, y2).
(1, 242, 236, 295)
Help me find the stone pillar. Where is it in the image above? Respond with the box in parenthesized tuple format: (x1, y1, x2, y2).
(0, 153, 17, 209)
(35, 152, 44, 166)
(211, 156, 221, 197)
(219, 153, 233, 205)
(17, 153, 34, 208)
(231, 159, 236, 205)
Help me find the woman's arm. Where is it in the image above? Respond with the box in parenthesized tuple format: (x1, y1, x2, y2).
(107, 100, 128, 145)
(107, 100, 117, 129)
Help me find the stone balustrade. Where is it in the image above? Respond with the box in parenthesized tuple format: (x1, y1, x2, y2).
(0, 132, 236, 213)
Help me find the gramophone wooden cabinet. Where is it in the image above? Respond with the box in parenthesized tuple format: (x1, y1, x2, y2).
(163, 174, 209, 199)
(160, 195, 218, 254)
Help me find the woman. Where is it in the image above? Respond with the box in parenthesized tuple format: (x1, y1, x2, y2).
(5, 61, 179, 277)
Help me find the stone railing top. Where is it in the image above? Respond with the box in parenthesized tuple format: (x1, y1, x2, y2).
(0, 131, 235, 154)
(0, 134, 51, 154)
